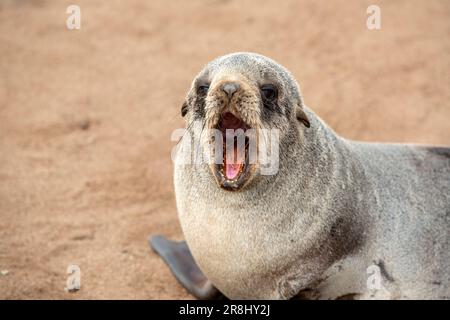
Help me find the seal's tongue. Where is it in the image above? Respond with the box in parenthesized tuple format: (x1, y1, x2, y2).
(220, 113, 247, 180)
(224, 146, 243, 180)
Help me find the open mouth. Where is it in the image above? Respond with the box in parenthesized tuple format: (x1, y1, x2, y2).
(212, 112, 253, 191)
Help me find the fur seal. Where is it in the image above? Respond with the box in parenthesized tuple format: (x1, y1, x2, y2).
(150, 52, 449, 299)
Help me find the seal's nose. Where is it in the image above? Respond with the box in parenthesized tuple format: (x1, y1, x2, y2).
(221, 82, 240, 98)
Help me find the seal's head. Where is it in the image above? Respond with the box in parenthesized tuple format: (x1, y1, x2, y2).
(181, 52, 310, 191)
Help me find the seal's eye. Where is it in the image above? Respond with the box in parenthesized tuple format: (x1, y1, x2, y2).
(260, 84, 278, 101)
(197, 84, 210, 96)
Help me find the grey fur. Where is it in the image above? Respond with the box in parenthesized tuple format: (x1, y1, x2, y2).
(174, 52, 450, 299)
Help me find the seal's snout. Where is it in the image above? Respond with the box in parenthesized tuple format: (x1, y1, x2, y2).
(221, 82, 240, 99)
(206, 78, 260, 129)
(203, 75, 263, 191)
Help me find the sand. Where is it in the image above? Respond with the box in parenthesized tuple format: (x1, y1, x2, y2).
(0, 0, 449, 299)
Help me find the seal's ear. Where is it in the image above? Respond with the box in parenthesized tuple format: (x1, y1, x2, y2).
(181, 101, 188, 117)
(296, 107, 310, 128)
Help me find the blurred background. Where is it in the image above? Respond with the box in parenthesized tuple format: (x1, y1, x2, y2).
(0, 0, 449, 299)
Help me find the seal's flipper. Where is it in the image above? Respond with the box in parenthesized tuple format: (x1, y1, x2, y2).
(149, 235, 222, 299)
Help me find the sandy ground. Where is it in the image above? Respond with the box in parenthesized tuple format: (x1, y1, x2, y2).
(0, 0, 449, 299)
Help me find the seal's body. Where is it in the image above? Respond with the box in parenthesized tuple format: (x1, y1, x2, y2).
(172, 53, 449, 299)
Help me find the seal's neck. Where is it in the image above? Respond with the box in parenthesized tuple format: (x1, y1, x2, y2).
(272, 109, 372, 294)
